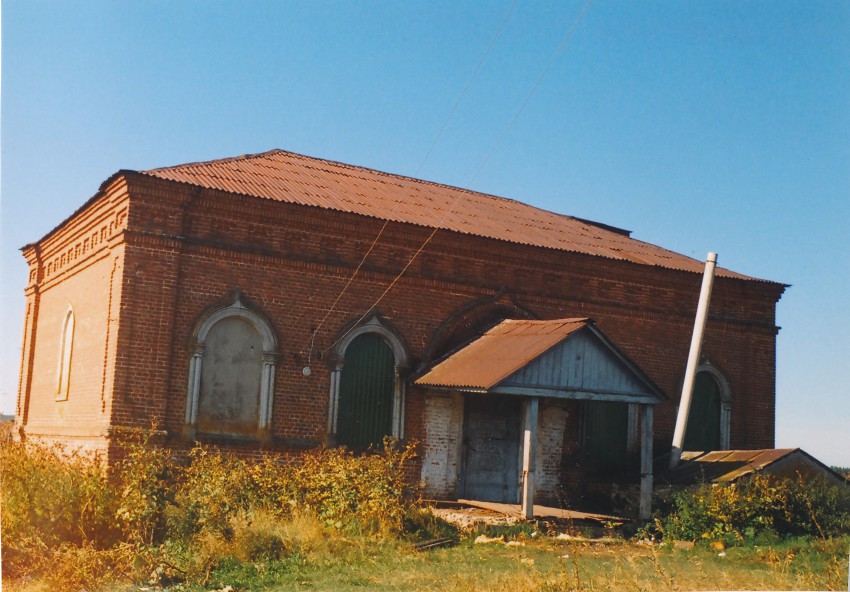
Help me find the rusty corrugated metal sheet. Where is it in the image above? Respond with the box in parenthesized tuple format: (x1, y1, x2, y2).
(139, 149, 757, 280)
(668, 449, 798, 484)
(414, 318, 589, 390)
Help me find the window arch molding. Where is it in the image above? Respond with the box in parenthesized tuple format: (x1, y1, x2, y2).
(56, 306, 75, 401)
(693, 361, 732, 450)
(327, 314, 409, 443)
(185, 293, 279, 437)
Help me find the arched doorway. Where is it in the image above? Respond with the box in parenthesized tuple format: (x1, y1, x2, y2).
(328, 315, 409, 449)
(336, 333, 396, 450)
(684, 369, 730, 451)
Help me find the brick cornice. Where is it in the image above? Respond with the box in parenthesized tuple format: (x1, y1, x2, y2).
(123, 228, 778, 332)
(24, 184, 130, 290)
(122, 173, 786, 294)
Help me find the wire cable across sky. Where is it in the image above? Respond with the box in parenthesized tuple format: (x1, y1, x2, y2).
(319, 0, 595, 358)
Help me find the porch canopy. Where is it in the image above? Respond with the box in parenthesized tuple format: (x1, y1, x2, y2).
(414, 318, 664, 520)
(415, 318, 664, 405)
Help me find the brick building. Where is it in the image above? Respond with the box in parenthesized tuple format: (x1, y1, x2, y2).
(16, 149, 785, 515)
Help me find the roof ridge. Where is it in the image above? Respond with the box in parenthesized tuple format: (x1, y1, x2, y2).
(142, 148, 286, 174)
(130, 148, 783, 285)
(145, 148, 593, 229)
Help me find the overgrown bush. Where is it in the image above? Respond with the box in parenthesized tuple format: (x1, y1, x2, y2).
(1, 430, 424, 590)
(0, 439, 121, 579)
(112, 427, 176, 546)
(167, 437, 418, 540)
(655, 473, 850, 545)
(166, 446, 280, 540)
(285, 437, 418, 534)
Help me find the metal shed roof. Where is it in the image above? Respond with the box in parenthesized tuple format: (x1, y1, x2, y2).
(414, 318, 664, 404)
(668, 449, 847, 485)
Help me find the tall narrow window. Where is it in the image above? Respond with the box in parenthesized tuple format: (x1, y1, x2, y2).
(185, 294, 279, 439)
(684, 366, 731, 451)
(56, 307, 75, 401)
(328, 315, 408, 450)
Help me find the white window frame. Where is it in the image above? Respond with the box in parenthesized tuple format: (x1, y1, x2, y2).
(695, 361, 732, 450)
(185, 295, 279, 435)
(327, 316, 409, 440)
(56, 306, 75, 401)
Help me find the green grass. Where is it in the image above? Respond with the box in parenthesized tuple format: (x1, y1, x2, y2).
(85, 534, 847, 592)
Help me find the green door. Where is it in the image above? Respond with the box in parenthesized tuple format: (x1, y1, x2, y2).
(583, 400, 628, 469)
(337, 334, 395, 450)
(684, 373, 721, 451)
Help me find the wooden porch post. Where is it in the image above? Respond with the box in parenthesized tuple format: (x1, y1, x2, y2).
(639, 405, 654, 520)
(521, 397, 539, 520)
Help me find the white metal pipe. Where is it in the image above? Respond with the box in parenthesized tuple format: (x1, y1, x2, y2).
(669, 252, 718, 470)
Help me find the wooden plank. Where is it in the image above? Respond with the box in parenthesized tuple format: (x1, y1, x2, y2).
(639, 405, 654, 520)
(490, 385, 661, 403)
(521, 397, 539, 520)
(455, 499, 626, 523)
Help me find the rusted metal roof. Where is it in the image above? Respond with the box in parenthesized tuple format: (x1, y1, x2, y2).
(668, 449, 847, 485)
(415, 318, 664, 404)
(138, 149, 759, 280)
(415, 318, 589, 390)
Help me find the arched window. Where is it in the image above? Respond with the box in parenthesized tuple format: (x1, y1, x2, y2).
(185, 294, 278, 439)
(684, 364, 732, 451)
(328, 315, 408, 450)
(56, 307, 75, 401)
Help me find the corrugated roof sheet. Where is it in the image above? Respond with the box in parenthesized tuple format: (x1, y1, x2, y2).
(671, 449, 796, 483)
(667, 449, 847, 485)
(414, 318, 590, 390)
(139, 149, 758, 280)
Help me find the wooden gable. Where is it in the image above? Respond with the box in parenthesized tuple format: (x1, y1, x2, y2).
(491, 325, 663, 404)
(416, 319, 664, 405)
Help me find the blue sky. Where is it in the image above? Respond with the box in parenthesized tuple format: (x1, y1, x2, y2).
(2, 1, 848, 465)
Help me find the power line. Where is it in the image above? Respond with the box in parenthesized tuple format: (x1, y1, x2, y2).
(301, 0, 519, 365)
(471, 0, 594, 182)
(321, 0, 595, 358)
(413, 0, 520, 179)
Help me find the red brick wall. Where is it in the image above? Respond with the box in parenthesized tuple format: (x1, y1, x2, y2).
(16, 180, 130, 456)
(20, 172, 784, 470)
